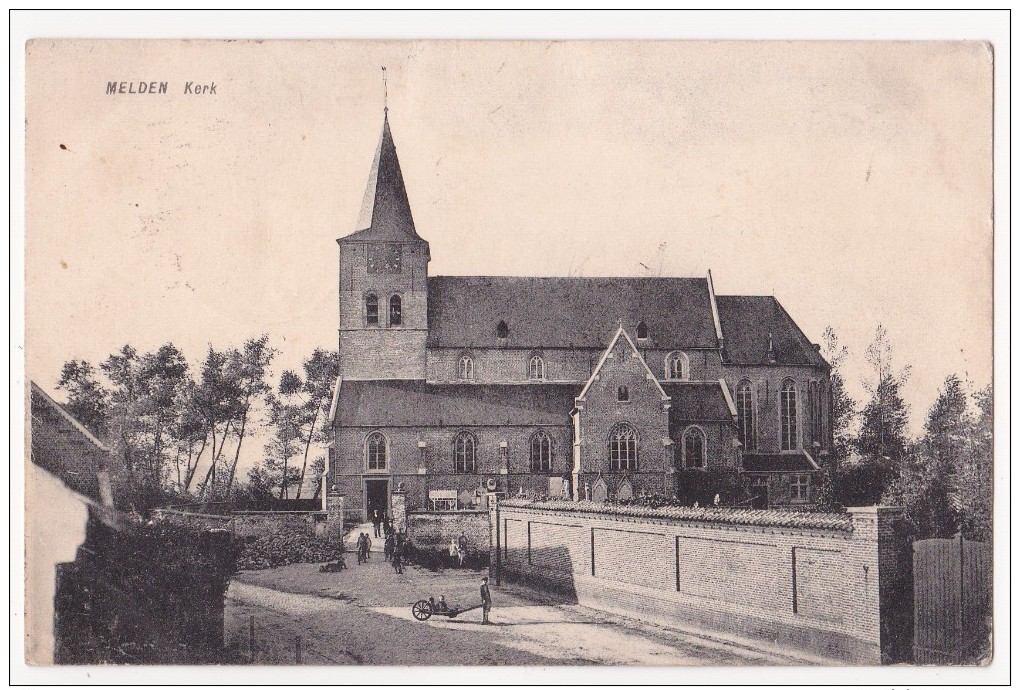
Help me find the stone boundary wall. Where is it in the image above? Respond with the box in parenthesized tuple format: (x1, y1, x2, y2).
(155, 508, 329, 539)
(490, 499, 909, 664)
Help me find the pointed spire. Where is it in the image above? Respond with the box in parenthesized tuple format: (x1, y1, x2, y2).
(352, 109, 420, 241)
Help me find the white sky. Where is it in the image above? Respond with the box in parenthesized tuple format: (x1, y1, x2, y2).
(25, 40, 992, 444)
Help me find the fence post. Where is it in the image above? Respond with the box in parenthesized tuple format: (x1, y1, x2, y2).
(249, 615, 255, 663)
(295, 635, 302, 664)
(957, 532, 965, 664)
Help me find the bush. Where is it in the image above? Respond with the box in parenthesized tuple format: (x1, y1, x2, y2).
(237, 531, 343, 571)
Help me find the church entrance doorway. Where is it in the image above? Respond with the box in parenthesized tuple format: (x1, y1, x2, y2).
(365, 479, 389, 520)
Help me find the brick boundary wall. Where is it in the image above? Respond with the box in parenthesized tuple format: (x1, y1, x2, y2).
(407, 511, 489, 550)
(490, 499, 908, 664)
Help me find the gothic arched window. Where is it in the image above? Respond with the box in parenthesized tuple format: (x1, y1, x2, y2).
(665, 351, 689, 380)
(608, 424, 638, 470)
(636, 321, 649, 339)
(389, 295, 402, 326)
(530, 431, 553, 472)
(458, 355, 474, 380)
(365, 293, 379, 326)
(682, 426, 706, 470)
(737, 380, 756, 451)
(529, 355, 545, 380)
(496, 320, 509, 340)
(780, 379, 798, 451)
(453, 432, 477, 474)
(366, 431, 387, 470)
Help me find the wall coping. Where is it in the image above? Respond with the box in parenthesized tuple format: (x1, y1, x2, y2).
(498, 499, 854, 532)
(232, 510, 327, 516)
(408, 510, 489, 516)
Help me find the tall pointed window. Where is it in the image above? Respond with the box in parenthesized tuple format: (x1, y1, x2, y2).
(682, 427, 706, 470)
(665, 351, 689, 380)
(365, 294, 379, 326)
(389, 295, 402, 326)
(609, 424, 638, 470)
(366, 432, 387, 470)
(529, 355, 545, 380)
(453, 432, 477, 474)
(496, 320, 509, 340)
(636, 321, 649, 340)
(780, 379, 798, 451)
(458, 355, 474, 380)
(530, 431, 553, 472)
(737, 381, 756, 451)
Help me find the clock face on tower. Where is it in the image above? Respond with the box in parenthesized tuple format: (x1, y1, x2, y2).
(367, 243, 403, 274)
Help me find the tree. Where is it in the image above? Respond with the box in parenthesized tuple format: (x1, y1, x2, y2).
(262, 349, 339, 501)
(55, 359, 110, 437)
(221, 335, 276, 496)
(193, 335, 275, 500)
(838, 325, 911, 506)
(957, 384, 993, 541)
(855, 325, 911, 464)
(821, 326, 856, 465)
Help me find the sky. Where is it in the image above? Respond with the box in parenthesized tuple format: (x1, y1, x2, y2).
(25, 40, 993, 460)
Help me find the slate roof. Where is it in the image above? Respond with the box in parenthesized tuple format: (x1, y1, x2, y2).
(341, 113, 425, 245)
(426, 276, 718, 350)
(716, 295, 827, 367)
(30, 382, 112, 505)
(741, 452, 819, 473)
(335, 380, 579, 427)
(662, 382, 735, 432)
(500, 498, 854, 532)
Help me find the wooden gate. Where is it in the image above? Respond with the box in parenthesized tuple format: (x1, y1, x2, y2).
(913, 534, 992, 664)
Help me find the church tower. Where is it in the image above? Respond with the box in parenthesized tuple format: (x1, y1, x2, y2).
(337, 112, 430, 380)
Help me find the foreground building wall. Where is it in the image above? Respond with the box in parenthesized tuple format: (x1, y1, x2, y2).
(491, 499, 910, 664)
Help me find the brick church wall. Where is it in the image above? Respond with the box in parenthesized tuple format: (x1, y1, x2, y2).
(332, 423, 574, 518)
(491, 500, 909, 664)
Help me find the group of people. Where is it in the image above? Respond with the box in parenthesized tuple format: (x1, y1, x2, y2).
(448, 532, 470, 567)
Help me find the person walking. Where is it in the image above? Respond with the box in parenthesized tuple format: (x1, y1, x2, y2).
(384, 533, 395, 562)
(480, 576, 492, 624)
(365, 532, 373, 560)
(356, 533, 367, 565)
(391, 541, 403, 574)
(372, 509, 382, 538)
(458, 532, 469, 568)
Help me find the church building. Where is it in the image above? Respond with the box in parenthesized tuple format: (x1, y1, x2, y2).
(327, 112, 833, 520)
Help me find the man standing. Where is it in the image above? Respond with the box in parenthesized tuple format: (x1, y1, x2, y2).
(372, 509, 382, 538)
(480, 576, 492, 624)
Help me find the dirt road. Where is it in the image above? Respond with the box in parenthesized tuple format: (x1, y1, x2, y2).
(225, 558, 798, 666)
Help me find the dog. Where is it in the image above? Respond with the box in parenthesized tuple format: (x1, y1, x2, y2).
(319, 557, 348, 572)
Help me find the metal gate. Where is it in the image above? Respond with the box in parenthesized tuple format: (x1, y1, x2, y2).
(913, 534, 992, 664)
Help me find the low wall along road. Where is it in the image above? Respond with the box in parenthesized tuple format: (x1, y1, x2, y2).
(490, 499, 911, 664)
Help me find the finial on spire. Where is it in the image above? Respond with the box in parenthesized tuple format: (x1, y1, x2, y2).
(382, 66, 388, 114)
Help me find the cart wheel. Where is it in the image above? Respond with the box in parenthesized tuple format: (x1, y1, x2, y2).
(412, 599, 433, 621)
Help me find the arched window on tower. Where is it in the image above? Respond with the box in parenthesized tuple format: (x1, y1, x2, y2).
(608, 424, 638, 470)
(453, 432, 477, 474)
(366, 431, 387, 470)
(737, 381, 756, 451)
(665, 351, 690, 380)
(365, 293, 379, 326)
(682, 426, 707, 470)
(636, 321, 649, 340)
(780, 379, 798, 451)
(389, 295, 402, 326)
(496, 320, 509, 340)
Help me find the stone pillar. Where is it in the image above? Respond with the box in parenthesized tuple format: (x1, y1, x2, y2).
(325, 487, 345, 548)
(390, 484, 408, 535)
